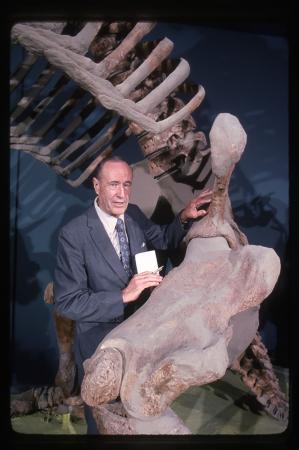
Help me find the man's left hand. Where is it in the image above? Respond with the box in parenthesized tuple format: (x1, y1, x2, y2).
(180, 188, 213, 223)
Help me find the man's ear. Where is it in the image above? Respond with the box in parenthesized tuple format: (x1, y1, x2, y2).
(92, 176, 99, 194)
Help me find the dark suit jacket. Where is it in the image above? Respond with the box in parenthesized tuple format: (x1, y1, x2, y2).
(53, 203, 186, 371)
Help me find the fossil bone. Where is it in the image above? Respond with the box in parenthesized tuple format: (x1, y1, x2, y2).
(11, 21, 207, 187)
(80, 113, 281, 433)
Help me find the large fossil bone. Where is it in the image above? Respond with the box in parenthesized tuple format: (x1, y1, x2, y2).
(11, 22, 204, 135)
(10, 21, 207, 186)
(44, 282, 77, 397)
(80, 113, 281, 434)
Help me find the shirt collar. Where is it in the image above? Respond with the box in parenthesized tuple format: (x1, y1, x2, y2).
(94, 197, 125, 233)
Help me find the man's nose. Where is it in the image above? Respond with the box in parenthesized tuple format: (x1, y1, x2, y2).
(116, 184, 125, 197)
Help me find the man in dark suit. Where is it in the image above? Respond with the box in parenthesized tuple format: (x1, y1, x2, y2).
(53, 156, 212, 433)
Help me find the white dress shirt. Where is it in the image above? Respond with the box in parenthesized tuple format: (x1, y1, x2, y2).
(94, 197, 128, 258)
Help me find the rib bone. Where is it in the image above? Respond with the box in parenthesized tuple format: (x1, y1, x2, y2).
(12, 22, 205, 135)
(136, 58, 190, 113)
(116, 38, 174, 96)
(11, 23, 102, 121)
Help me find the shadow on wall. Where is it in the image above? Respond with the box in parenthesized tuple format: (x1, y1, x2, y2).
(48, 172, 95, 279)
(258, 237, 290, 367)
(11, 229, 41, 306)
(230, 167, 289, 367)
(12, 225, 60, 305)
(180, 25, 288, 144)
(11, 230, 57, 390)
(11, 344, 58, 392)
(11, 200, 92, 391)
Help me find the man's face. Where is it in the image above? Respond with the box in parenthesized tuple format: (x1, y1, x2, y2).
(93, 161, 133, 217)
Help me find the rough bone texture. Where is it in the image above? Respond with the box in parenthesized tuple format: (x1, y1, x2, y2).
(92, 401, 191, 434)
(82, 240, 280, 430)
(10, 386, 64, 417)
(44, 282, 77, 397)
(230, 333, 289, 422)
(186, 113, 248, 248)
(10, 21, 207, 186)
(80, 114, 282, 434)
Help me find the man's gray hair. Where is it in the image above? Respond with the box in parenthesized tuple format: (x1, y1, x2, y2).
(93, 156, 131, 179)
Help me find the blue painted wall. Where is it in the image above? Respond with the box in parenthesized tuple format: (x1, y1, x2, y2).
(10, 22, 289, 391)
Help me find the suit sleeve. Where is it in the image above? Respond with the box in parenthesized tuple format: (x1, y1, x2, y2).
(53, 227, 124, 322)
(130, 205, 190, 250)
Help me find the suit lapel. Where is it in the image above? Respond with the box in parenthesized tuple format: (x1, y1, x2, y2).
(87, 206, 129, 284)
(125, 213, 148, 273)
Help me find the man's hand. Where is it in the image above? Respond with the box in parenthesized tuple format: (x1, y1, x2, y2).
(122, 272, 163, 303)
(180, 188, 213, 223)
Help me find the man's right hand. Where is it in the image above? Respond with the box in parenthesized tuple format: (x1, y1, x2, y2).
(122, 272, 163, 303)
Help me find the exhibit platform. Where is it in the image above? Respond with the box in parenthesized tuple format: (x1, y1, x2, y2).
(11, 366, 289, 435)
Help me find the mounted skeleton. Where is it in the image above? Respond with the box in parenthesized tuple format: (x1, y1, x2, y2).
(11, 21, 207, 186)
(10, 21, 288, 431)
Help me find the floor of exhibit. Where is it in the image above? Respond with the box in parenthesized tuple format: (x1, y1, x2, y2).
(11, 366, 289, 435)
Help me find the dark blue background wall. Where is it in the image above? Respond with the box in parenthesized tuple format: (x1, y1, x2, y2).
(10, 22, 289, 391)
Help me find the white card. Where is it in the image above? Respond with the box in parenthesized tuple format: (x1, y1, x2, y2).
(135, 250, 158, 274)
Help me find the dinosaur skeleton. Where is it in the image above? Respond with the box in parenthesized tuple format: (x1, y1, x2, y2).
(11, 21, 207, 187)
(10, 21, 288, 432)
